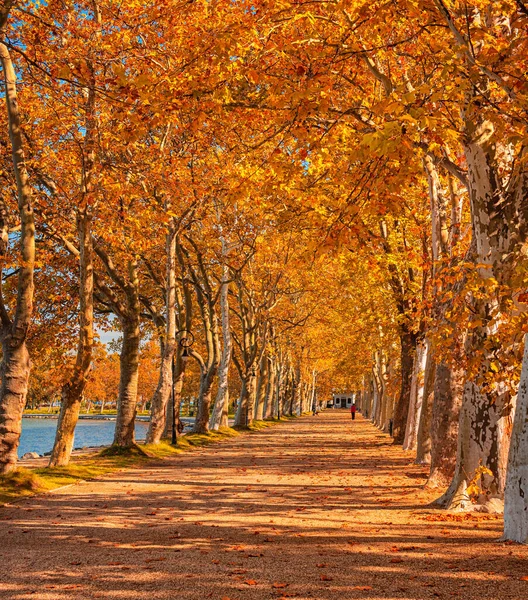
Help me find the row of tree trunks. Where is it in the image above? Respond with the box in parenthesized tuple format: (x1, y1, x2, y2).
(230, 348, 310, 425)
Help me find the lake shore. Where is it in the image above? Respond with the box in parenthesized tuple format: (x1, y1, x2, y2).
(22, 413, 151, 421)
(17, 418, 151, 459)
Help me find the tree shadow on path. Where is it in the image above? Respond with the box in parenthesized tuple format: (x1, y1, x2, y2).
(0, 412, 526, 600)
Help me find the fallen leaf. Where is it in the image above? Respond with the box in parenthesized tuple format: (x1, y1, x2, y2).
(353, 586, 373, 591)
(145, 557, 166, 563)
(272, 582, 288, 589)
(244, 579, 257, 586)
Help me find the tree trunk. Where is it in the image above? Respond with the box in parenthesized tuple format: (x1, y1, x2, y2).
(292, 363, 302, 416)
(114, 309, 140, 447)
(184, 241, 220, 435)
(435, 381, 509, 510)
(371, 370, 380, 425)
(377, 352, 390, 429)
(234, 377, 247, 427)
(435, 111, 526, 507)
(48, 0, 99, 468)
(209, 263, 232, 430)
(263, 358, 276, 419)
(275, 360, 284, 419)
(415, 347, 436, 464)
(254, 355, 267, 421)
(0, 43, 36, 474)
(503, 333, 528, 543)
(49, 213, 94, 466)
(234, 368, 257, 427)
(147, 223, 176, 444)
(426, 360, 463, 487)
(422, 153, 462, 478)
(0, 344, 31, 472)
(164, 355, 186, 438)
(403, 339, 429, 451)
(193, 368, 215, 434)
(393, 328, 417, 444)
(287, 367, 295, 416)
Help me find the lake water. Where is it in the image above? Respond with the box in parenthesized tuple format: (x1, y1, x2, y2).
(18, 418, 149, 458)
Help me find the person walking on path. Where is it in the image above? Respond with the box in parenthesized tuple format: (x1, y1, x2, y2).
(351, 403, 357, 420)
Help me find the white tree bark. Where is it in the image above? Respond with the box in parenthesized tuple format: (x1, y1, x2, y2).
(403, 339, 429, 451)
(436, 380, 507, 510)
(371, 368, 380, 426)
(209, 261, 232, 430)
(503, 334, 528, 542)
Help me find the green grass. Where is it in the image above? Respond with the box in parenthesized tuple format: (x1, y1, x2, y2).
(0, 451, 147, 505)
(143, 427, 241, 458)
(0, 415, 300, 506)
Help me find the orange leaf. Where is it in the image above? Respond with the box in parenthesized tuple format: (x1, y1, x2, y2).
(353, 586, 373, 591)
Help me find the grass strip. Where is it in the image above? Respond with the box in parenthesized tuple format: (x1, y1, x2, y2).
(0, 417, 297, 505)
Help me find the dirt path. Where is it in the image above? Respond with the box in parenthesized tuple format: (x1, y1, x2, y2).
(1, 412, 526, 600)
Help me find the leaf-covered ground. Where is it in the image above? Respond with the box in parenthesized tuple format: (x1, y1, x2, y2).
(0, 412, 526, 599)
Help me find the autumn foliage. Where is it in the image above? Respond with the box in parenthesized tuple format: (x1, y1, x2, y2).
(0, 0, 527, 540)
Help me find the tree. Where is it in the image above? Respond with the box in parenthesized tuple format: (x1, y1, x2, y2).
(0, 17, 36, 472)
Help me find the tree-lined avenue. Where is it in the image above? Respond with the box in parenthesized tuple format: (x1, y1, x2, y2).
(1, 412, 526, 600)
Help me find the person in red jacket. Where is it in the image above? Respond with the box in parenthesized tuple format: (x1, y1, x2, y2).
(351, 403, 357, 420)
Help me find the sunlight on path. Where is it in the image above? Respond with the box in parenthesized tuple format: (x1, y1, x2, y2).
(0, 412, 526, 600)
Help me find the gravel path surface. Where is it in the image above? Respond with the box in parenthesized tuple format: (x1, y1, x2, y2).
(1, 412, 527, 599)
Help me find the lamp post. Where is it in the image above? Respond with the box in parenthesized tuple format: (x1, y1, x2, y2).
(171, 329, 194, 445)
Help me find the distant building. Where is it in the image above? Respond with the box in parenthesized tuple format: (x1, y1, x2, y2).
(328, 393, 355, 409)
